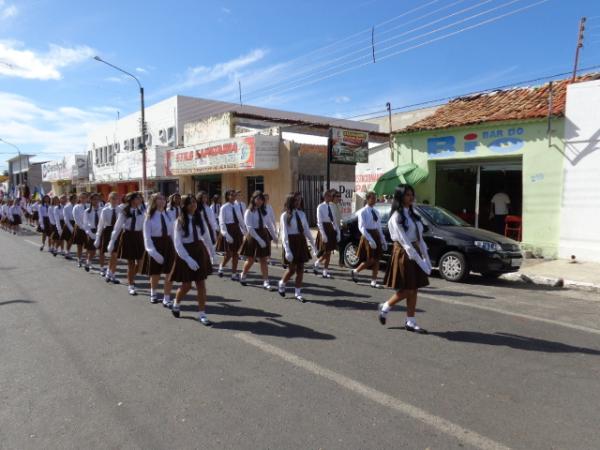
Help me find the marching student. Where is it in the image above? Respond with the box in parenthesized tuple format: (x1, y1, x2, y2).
(141, 193, 175, 306)
(351, 191, 387, 288)
(62, 194, 77, 260)
(169, 194, 214, 326)
(239, 191, 276, 290)
(82, 193, 101, 272)
(94, 192, 120, 280)
(196, 191, 218, 248)
(52, 195, 67, 256)
(378, 185, 432, 333)
(31, 199, 40, 229)
(216, 189, 246, 279)
(278, 192, 316, 303)
(38, 195, 52, 251)
(166, 193, 181, 222)
(9, 198, 22, 235)
(48, 196, 60, 255)
(108, 192, 145, 295)
(210, 194, 221, 224)
(72, 192, 89, 267)
(313, 189, 340, 278)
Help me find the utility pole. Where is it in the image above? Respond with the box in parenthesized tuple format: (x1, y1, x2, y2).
(386, 102, 392, 150)
(572, 17, 586, 82)
(94, 56, 147, 198)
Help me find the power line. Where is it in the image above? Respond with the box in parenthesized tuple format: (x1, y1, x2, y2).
(186, 0, 538, 120)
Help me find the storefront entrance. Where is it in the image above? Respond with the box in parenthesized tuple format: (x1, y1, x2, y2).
(194, 174, 221, 198)
(435, 159, 522, 233)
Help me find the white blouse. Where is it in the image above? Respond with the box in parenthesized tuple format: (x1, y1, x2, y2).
(244, 208, 276, 246)
(83, 207, 101, 239)
(357, 205, 385, 246)
(72, 204, 86, 228)
(173, 215, 215, 263)
(388, 210, 431, 274)
(218, 202, 246, 236)
(279, 209, 315, 257)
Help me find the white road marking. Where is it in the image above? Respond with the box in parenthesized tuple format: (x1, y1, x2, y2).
(235, 332, 511, 450)
(422, 295, 600, 336)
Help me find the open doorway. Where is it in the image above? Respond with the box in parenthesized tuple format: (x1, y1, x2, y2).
(435, 159, 522, 233)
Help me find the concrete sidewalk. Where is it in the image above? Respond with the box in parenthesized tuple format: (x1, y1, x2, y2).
(502, 258, 600, 292)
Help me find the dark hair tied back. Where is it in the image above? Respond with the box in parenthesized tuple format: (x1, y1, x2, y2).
(391, 184, 420, 232)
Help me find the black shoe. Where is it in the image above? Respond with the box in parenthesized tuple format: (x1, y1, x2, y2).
(377, 304, 387, 325)
(405, 324, 428, 334)
(351, 269, 358, 283)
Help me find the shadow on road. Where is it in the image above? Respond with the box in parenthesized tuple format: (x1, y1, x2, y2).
(0, 299, 36, 306)
(430, 331, 600, 355)
(210, 317, 336, 340)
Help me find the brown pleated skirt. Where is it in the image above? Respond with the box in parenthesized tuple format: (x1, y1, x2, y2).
(61, 220, 73, 242)
(50, 223, 61, 240)
(240, 228, 271, 258)
(99, 226, 114, 253)
(357, 229, 383, 263)
(215, 223, 244, 253)
(384, 242, 429, 290)
(141, 236, 176, 276)
(72, 225, 87, 246)
(315, 222, 338, 255)
(118, 229, 145, 261)
(282, 233, 312, 265)
(85, 230, 97, 251)
(169, 241, 212, 283)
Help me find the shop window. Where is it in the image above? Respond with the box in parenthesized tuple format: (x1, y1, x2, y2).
(246, 176, 264, 203)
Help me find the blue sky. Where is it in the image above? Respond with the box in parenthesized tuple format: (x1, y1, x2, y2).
(1, 0, 599, 170)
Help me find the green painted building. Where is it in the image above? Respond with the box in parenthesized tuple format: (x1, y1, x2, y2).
(391, 75, 600, 258)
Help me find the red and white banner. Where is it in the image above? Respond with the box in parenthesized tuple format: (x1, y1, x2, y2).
(166, 136, 257, 176)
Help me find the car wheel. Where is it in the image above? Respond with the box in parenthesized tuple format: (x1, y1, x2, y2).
(343, 241, 360, 269)
(439, 251, 468, 282)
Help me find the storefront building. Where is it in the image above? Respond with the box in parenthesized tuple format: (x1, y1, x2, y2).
(167, 109, 383, 224)
(393, 74, 600, 259)
(41, 154, 89, 195)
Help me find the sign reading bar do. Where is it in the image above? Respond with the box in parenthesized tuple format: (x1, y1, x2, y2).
(329, 128, 369, 165)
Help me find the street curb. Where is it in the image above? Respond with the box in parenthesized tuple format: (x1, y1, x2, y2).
(500, 272, 600, 293)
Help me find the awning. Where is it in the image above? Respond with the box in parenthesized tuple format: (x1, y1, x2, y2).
(371, 163, 429, 195)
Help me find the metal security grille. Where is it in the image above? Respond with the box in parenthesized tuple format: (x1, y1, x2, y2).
(298, 174, 324, 227)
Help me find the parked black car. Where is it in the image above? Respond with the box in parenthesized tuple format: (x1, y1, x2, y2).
(340, 203, 523, 282)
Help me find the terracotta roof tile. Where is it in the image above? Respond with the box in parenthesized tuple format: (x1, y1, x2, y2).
(399, 73, 600, 133)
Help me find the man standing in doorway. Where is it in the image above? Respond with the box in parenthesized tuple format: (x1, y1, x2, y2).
(490, 188, 511, 235)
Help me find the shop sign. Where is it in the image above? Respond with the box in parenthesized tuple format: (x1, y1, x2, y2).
(166, 136, 259, 175)
(427, 126, 526, 159)
(329, 128, 369, 165)
(42, 159, 69, 182)
(323, 181, 355, 219)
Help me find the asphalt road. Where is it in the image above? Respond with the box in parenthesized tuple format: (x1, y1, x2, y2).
(1, 227, 600, 450)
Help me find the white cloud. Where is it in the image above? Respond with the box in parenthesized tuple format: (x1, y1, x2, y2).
(153, 49, 267, 99)
(0, 40, 94, 80)
(0, 0, 17, 20)
(334, 95, 351, 104)
(0, 91, 116, 166)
